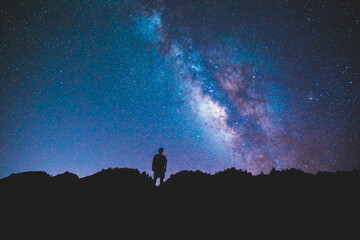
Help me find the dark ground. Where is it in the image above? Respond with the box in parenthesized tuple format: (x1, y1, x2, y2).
(0, 167, 359, 240)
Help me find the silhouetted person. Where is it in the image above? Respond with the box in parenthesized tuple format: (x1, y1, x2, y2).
(152, 147, 167, 185)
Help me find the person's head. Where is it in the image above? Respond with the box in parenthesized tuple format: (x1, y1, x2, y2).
(158, 147, 164, 154)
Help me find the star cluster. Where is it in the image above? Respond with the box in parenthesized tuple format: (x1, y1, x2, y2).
(0, 0, 359, 178)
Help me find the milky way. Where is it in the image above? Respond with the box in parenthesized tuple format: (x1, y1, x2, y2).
(1, 0, 359, 178)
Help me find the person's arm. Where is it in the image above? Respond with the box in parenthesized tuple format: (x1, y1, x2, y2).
(152, 156, 156, 171)
(164, 157, 167, 171)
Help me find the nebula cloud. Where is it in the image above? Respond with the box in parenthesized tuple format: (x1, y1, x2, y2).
(134, 9, 288, 173)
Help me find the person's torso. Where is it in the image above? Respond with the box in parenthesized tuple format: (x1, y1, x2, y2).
(154, 154, 166, 169)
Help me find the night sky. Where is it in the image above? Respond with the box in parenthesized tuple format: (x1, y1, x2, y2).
(1, 0, 359, 178)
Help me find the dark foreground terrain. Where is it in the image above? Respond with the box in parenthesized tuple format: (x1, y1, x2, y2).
(0, 168, 359, 240)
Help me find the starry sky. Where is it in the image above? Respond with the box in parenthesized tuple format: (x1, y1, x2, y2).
(1, 0, 359, 178)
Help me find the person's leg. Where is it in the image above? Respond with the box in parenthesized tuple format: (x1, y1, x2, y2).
(159, 172, 165, 185)
(153, 172, 158, 185)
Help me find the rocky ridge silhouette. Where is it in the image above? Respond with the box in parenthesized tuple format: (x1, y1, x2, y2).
(0, 167, 359, 240)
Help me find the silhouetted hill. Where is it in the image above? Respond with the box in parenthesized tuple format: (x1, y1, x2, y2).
(0, 168, 359, 240)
